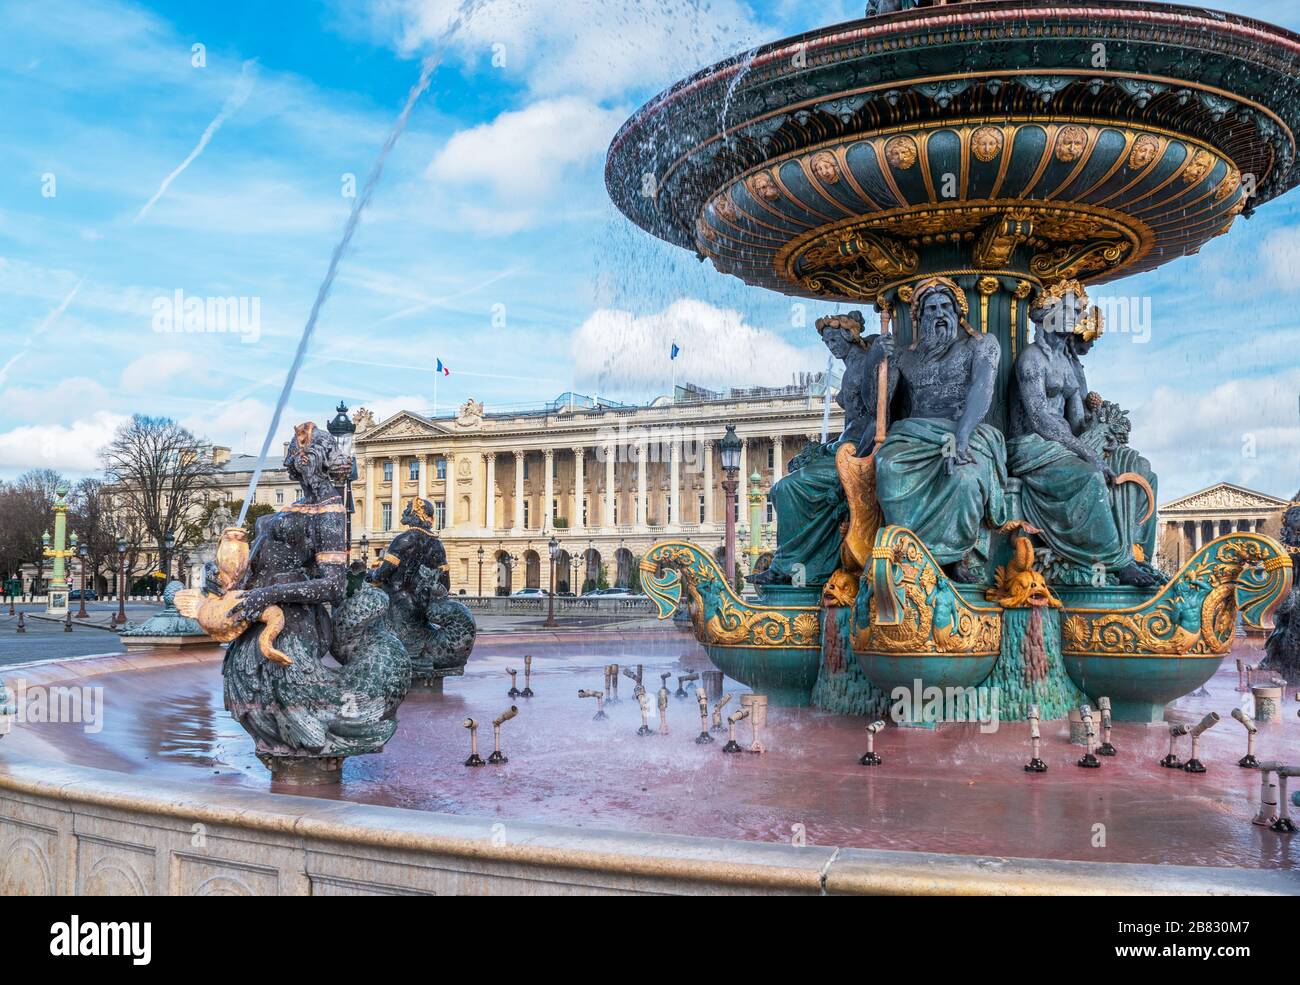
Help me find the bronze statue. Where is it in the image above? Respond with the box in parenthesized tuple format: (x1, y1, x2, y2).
(873, 276, 1008, 582)
(1008, 280, 1159, 587)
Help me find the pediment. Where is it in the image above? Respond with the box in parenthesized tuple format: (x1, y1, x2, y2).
(360, 411, 449, 443)
(1160, 482, 1289, 514)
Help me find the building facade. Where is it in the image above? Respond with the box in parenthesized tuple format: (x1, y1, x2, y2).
(350, 384, 840, 595)
(1155, 482, 1292, 572)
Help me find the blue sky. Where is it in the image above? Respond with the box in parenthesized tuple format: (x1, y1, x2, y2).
(0, 0, 1298, 501)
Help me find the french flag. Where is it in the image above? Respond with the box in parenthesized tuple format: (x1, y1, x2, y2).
(436, 358, 450, 376)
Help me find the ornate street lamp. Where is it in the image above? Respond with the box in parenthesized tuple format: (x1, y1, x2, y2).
(163, 530, 175, 585)
(719, 424, 742, 590)
(113, 537, 128, 626)
(327, 402, 357, 552)
(477, 545, 485, 597)
(544, 534, 560, 627)
(359, 533, 370, 569)
(75, 542, 89, 619)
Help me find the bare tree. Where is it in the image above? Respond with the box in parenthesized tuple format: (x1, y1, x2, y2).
(101, 415, 219, 581)
(0, 469, 66, 590)
(69, 477, 116, 593)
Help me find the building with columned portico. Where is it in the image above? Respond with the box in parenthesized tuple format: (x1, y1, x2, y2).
(350, 382, 838, 594)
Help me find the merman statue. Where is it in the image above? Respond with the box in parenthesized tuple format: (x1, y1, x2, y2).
(182, 421, 413, 782)
(750, 310, 895, 587)
(1263, 501, 1300, 681)
(1008, 280, 1160, 587)
(367, 496, 476, 686)
(874, 275, 1008, 583)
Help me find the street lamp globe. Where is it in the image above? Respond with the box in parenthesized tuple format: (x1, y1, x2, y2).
(719, 424, 742, 474)
(116, 537, 126, 555)
(548, 535, 560, 561)
(327, 401, 356, 461)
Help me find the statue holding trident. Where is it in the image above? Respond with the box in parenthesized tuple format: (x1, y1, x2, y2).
(749, 310, 896, 588)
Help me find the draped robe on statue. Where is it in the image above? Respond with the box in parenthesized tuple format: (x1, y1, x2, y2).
(875, 418, 1009, 565)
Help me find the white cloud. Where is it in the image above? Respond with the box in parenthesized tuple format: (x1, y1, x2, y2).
(119, 350, 201, 392)
(425, 97, 625, 230)
(370, 0, 767, 101)
(1135, 368, 1300, 500)
(0, 412, 128, 473)
(570, 297, 823, 396)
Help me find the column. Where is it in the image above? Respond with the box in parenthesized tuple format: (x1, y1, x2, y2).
(1193, 519, 1203, 552)
(514, 451, 525, 530)
(738, 437, 748, 518)
(703, 439, 714, 525)
(604, 443, 615, 529)
(544, 448, 555, 530)
(363, 456, 375, 534)
(389, 456, 402, 531)
(772, 435, 784, 484)
(485, 452, 496, 530)
(572, 446, 585, 531)
(668, 439, 680, 527)
(417, 454, 427, 500)
(636, 440, 648, 527)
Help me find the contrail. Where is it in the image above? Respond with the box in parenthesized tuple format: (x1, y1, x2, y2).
(237, 0, 488, 523)
(135, 60, 258, 223)
(0, 276, 83, 387)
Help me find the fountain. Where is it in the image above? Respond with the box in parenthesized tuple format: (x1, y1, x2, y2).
(613, 0, 1299, 721)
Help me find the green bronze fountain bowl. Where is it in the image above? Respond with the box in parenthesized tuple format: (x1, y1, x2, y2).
(704, 643, 822, 707)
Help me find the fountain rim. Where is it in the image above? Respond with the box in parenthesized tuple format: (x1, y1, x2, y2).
(608, 0, 1300, 164)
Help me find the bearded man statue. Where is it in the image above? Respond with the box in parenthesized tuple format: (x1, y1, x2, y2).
(874, 276, 1009, 582)
(1008, 280, 1160, 587)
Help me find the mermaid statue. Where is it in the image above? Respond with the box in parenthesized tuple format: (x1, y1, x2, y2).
(1008, 280, 1161, 587)
(750, 310, 895, 588)
(184, 421, 413, 783)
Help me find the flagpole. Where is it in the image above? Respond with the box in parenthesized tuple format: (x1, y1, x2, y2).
(434, 370, 438, 418)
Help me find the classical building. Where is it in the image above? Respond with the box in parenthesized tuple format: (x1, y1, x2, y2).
(350, 383, 839, 595)
(1156, 482, 1292, 572)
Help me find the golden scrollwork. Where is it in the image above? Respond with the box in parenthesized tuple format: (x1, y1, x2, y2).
(1062, 536, 1290, 658)
(639, 543, 821, 649)
(852, 528, 1001, 656)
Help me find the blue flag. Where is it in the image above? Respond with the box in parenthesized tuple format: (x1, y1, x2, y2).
(670, 342, 680, 360)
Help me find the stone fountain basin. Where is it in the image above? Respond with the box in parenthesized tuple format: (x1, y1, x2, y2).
(1, 634, 1297, 894)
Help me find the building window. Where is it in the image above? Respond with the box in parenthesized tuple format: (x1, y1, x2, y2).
(766, 502, 775, 524)
(581, 497, 588, 526)
(734, 498, 741, 522)
(613, 499, 619, 525)
(383, 461, 393, 482)
(767, 444, 775, 469)
(552, 498, 559, 525)
(523, 457, 530, 480)
(523, 500, 531, 528)
(409, 459, 420, 482)
(382, 503, 392, 531)
(434, 500, 446, 530)
(275, 489, 284, 505)
(699, 494, 706, 523)
(435, 457, 447, 480)
(552, 455, 558, 478)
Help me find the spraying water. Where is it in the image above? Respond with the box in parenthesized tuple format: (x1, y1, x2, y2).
(237, 0, 486, 523)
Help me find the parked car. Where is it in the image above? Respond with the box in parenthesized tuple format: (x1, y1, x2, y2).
(512, 587, 549, 597)
(68, 589, 98, 601)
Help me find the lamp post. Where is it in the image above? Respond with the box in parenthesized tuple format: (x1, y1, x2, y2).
(75, 542, 89, 619)
(163, 530, 175, 585)
(719, 425, 742, 591)
(113, 537, 127, 626)
(477, 545, 485, 597)
(327, 402, 357, 553)
(359, 534, 369, 569)
(544, 534, 560, 627)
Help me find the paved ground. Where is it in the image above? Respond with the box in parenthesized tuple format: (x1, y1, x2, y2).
(3, 636, 1297, 871)
(0, 601, 672, 667)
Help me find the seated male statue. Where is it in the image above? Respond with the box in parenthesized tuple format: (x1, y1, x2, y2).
(750, 310, 896, 586)
(1008, 279, 1160, 587)
(874, 275, 1008, 582)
